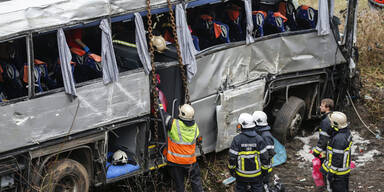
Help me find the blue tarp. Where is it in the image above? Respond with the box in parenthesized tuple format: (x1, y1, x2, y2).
(106, 152, 140, 179)
(272, 137, 287, 167)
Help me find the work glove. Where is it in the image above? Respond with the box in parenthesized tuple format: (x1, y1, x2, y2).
(83, 46, 90, 53)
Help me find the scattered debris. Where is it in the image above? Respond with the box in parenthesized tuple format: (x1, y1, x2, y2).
(295, 131, 381, 167)
(295, 132, 318, 167)
(364, 94, 374, 100)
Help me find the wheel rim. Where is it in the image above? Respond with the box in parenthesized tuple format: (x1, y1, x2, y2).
(55, 175, 79, 192)
(289, 113, 302, 137)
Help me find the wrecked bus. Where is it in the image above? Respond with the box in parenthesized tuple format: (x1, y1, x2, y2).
(0, 0, 358, 191)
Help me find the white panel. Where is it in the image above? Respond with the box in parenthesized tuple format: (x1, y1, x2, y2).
(215, 79, 266, 152)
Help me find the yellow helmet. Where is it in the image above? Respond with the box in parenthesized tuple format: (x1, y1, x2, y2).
(329, 111, 348, 129)
(151, 35, 167, 53)
(179, 104, 194, 121)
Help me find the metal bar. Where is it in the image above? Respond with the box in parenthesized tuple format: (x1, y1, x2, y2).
(26, 34, 35, 98)
(344, 0, 358, 58)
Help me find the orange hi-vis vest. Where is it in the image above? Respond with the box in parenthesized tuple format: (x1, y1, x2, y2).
(165, 119, 199, 165)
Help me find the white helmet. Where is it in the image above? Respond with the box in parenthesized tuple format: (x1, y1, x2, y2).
(112, 150, 128, 165)
(151, 36, 167, 53)
(329, 111, 348, 129)
(252, 111, 268, 126)
(179, 104, 194, 121)
(238, 113, 256, 129)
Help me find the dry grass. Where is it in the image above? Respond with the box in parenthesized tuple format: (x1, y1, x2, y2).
(355, 4, 384, 122)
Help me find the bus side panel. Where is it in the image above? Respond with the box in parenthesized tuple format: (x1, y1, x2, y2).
(0, 71, 150, 153)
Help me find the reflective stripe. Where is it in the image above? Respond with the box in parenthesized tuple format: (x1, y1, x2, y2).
(329, 165, 350, 172)
(236, 150, 262, 177)
(346, 153, 350, 167)
(345, 141, 352, 151)
(235, 170, 262, 177)
(320, 131, 330, 137)
(237, 169, 259, 174)
(332, 148, 345, 154)
(229, 149, 239, 155)
(323, 142, 352, 176)
(255, 156, 259, 170)
(176, 120, 183, 143)
(168, 150, 194, 158)
(239, 150, 260, 155)
(343, 152, 348, 168)
(314, 146, 323, 153)
(170, 120, 198, 145)
(328, 153, 332, 167)
(261, 166, 269, 170)
(240, 154, 257, 158)
(260, 147, 267, 154)
(228, 164, 236, 169)
(266, 145, 275, 149)
(112, 40, 137, 48)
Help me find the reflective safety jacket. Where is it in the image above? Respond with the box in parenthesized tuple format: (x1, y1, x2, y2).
(255, 126, 275, 173)
(313, 112, 332, 157)
(320, 127, 352, 176)
(228, 129, 270, 182)
(165, 119, 200, 165)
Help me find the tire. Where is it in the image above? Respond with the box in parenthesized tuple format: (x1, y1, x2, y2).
(272, 96, 305, 144)
(40, 159, 89, 192)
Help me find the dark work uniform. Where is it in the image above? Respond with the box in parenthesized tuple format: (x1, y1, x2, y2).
(313, 112, 332, 159)
(320, 127, 352, 192)
(255, 125, 275, 186)
(228, 129, 270, 192)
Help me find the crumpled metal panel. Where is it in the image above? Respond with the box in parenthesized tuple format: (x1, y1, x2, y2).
(250, 31, 346, 74)
(0, 71, 150, 153)
(189, 45, 252, 101)
(0, 0, 180, 40)
(189, 32, 345, 101)
(215, 79, 266, 152)
(191, 94, 218, 154)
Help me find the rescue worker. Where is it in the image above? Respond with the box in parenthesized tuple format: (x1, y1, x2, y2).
(313, 98, 334, 160)
(252, 111, 275, 190)
(228, 113, 270, 192)
(160, 104, 203, 192)
(320, 111, 352, 192)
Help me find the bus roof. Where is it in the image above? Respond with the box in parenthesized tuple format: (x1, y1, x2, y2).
(0, 0, 196, 41)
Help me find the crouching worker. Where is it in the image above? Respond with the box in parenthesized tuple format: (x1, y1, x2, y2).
(320, 111, 352, 192)
(160, 104, 203, 192)
(252, 111, 275, 190)
(228, 113, 270, 192)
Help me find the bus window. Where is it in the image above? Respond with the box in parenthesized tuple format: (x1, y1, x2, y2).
(65, 26, 102, 84)
(112, 20, 142, 73)
(0, 39, 28, 102)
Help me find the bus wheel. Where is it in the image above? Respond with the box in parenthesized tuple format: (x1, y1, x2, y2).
(272, 96, 305, 144)
(41, 158, 89, 192)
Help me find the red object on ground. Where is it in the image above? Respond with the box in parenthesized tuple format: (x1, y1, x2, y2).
(312, 157, 325, 187)
(351, 161, 356, 169)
